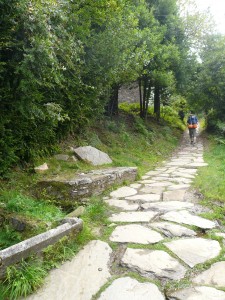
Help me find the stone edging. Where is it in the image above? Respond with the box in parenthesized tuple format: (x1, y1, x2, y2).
(0, 217, 83, 277)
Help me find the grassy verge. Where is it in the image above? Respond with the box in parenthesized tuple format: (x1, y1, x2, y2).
(194, 135, 225, 226)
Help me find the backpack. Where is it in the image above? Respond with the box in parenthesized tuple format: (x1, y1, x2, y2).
(187, 115, 198, 128)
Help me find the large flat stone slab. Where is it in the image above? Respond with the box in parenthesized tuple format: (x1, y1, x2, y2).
(140, 186, 164, 194)
(125, 194, 161, 202)
(171, 172, 195, 179)
(150, 222, 196, 237)
(121, 248, 186, 281)
(110, 187, 137, 198)
(169, 177, 192, 184)
(163, 190, 186, 201)
(26, 240, 112, 300)
(110, 224, 163, 244)
(188, 162, 208, 167)
(98, 277, 165, 300)
(146, 182, 172, 187)
(104, 199, 139, 211)
(167, 184, 190, 191)
(164, 238, 221, 267)
(141, 201, 194, 212)
(178, 168, 198, 174)
(109, 211, 158, 223)
(167, 286, 225, 300)
(192, 261, 225, 287)
(145, 170, 163, 176)
(74, 146, 112, 165)
(166, 161, 190, 167)
(161, 210, 216, 229)
(129, 183, 142, 189)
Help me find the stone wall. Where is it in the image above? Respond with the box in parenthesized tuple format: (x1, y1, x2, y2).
(118, 82, 139, 103)
(37, 167, 138, 204)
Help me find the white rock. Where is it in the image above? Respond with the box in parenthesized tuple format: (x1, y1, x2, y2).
(150, 222, 196, 237)
(109, 211, 158, 223)
(125, 194, 161, 202)
(167, 286, 225, 300)
(98, 277, 165, 300)
(192, 261, 225, 287)
(110, 224, 163, 244)
(110, 187, 137, 198)
(25, 240, 112, 300)
(164, 238, 221, 268)
(34, 163, 48, 173)
(74, 146, 112, 166)
(161, 210, 216, 229)
(104, 199, 139, 211)
(121, 248, 186, 281)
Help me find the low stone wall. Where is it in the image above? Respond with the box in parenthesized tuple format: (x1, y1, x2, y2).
(0, 217, 83, 277)
(37, 167, 138, 204)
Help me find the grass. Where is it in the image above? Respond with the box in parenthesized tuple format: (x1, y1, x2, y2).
(194, 135, 225, 225)
(0, 190, 65, 222)
(1, 260, 48, 300)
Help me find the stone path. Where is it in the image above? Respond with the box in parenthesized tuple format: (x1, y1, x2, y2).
(26, 133, 225, 300)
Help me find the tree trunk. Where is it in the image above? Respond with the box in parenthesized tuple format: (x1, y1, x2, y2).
(107, 84, 119, 116)
(139, 78, 144, 119)
(154, 83, 160, 120)
(144, 80, 152, 120)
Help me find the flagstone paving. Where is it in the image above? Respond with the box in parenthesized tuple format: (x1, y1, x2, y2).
(26, 132, 225, 300)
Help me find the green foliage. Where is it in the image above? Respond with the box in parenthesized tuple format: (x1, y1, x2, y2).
(0, 226, 22, 250)
(1, 0, 201, 175)
(188, 35, 225, 127)
(0, 190, 65, 222)
(2, 260, 47, 299)
(161, 105, 186, 130)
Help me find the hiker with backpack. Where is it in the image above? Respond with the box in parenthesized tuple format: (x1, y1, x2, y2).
(187, 111, 198, 144)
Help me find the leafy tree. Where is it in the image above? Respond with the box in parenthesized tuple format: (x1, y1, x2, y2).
(189, 34, 225, 128)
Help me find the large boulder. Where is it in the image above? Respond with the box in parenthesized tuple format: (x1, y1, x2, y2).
(74, 146, 112, 166)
